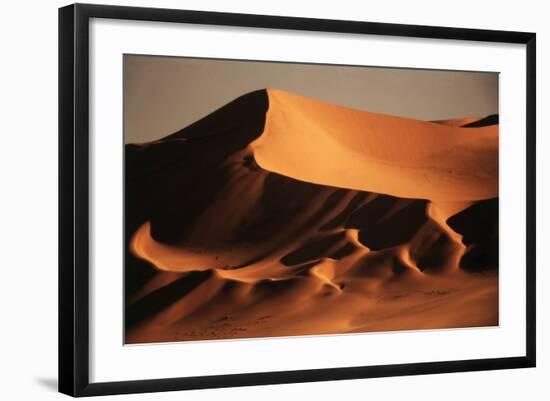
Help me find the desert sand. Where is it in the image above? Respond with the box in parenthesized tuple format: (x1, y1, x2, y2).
(125, 88, 498, 344)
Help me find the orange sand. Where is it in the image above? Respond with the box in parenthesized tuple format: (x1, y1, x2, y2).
(125, 89, 498, 344)
(253, 89, 497, 201)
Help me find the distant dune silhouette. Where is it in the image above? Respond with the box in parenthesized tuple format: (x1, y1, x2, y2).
(125, 89, 498, 344)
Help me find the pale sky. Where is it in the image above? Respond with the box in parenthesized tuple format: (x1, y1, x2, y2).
(124, 55, 498, 144)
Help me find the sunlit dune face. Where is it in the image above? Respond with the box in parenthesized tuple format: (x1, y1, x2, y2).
(252, 89, 498, 201)
(125, 88, 499, 344)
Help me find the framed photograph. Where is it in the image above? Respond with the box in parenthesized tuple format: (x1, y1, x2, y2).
(58, 3, 536, 397)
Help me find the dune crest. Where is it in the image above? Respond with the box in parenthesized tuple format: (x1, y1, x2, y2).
(251, 89, 498, 201)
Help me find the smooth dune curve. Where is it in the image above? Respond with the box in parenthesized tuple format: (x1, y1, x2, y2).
(251, 89, 498, 201)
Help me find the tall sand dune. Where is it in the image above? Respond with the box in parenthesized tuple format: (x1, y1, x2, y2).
(125, 89, 498, 344)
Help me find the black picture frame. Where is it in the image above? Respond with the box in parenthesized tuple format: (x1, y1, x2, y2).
(59, 3, 536, 397)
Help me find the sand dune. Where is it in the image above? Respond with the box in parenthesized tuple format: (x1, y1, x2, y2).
(253, 89, 498, 201)
(125, 89, 498, 344)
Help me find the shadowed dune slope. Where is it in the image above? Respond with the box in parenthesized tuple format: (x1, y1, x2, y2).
(125, 89, 499, 344)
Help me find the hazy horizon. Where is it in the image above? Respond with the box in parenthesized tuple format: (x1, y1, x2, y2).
(124, 55, 498, 144)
